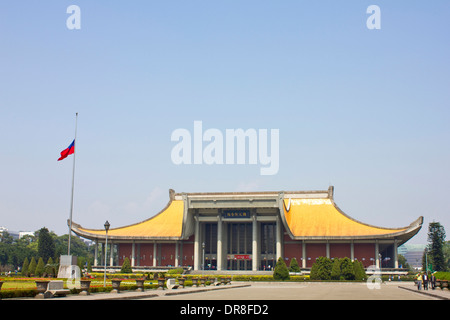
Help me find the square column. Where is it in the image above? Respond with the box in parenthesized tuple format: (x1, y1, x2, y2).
(131, 241, 135, 267)
(217, 216, 223, 271)
(175, 241, 179, 267)
(276, 216, 282, 261)
(394, 239, 399, 269)
(153, 241, 157, 266)
(109, 242, 114, 266)
(94, 241, 98, 266)
(302, 241, 306, 268)
(194, 214, 200, 270)
(350, 241, 354, 261)
(252, 214, 258, 271)
(101, 243, 105, 265)
(375, 241, 380, 268)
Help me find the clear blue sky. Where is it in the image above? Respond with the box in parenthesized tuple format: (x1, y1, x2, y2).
(0, 1, 449, 244)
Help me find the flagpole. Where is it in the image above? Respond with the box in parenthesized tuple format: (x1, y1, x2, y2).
(68, 112, 78, 255)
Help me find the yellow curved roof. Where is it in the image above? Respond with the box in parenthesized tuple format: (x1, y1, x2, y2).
(77, 200, 184, 238)
(283, 198, 408, 237)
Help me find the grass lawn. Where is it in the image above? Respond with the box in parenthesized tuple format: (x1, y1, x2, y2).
(1, 280, 37, 290)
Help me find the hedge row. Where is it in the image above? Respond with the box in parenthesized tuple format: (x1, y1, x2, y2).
(231, 275, 309, 282)
(0, 279, 207, 299)
(434, 271, 450, 281)
(0, 289, 38, 299)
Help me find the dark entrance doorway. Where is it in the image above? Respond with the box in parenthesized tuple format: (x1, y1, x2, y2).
(203, 223, 217, 270)
(227, 223, 252, 270)
(260, 222, 276, 270)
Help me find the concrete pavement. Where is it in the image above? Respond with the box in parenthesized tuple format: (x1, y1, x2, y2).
(54, 282, 251, 300)
(146, 281, 450, 300)
(12, 281, 450, 300)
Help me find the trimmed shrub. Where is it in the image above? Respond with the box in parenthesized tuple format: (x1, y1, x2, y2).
(0, 289, 38, 299)
(330, 257, 355, 280)
(434, 271, 450, 281)
(273, 257, 290, 280)
(167, 268, 184, 274)
(21, 258, 29, 277)
(120, 257, 132, 273)
(353, 260, 367, 281)
(86, 260, 92, 272)
(35, 258, 45, 277)
(44, 257, 57, 278)
(289, 258, 301, 273)
(331, 258, 342, 280)
(28, 258, 37, 277)
(340, 257, 355, 280)
(310, 257, 332, 280)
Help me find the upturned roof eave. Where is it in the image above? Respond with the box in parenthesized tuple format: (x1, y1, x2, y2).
(288, 216, 423, 243)
(70, 222, 185, 242)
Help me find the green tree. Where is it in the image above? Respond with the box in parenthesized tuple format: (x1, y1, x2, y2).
(443, 241, 450, 271)
(0, 231, 15, 266)
(22, 257, 29, 276)
(289, 258, 301, 273)
(398, 254, 411, 271)
(28, 257, 37, 276)
(340, 257, 355, 280)
(0, 231, 14, 244)
(0, 227, 95, 271)
(121, 257, 132, 273)
(331, 258, 341, 280)
(54, 234, 93, 264)
(86, 260, 92, 272)
(427, 222, 446, 271)
(37, 227, 55, 262)
(353, 260, 367, 281)
(13, 235, 37, 269)
(35, 257, 45, 277)
(310, 257, 332, 280)
(273, 257, 290, 280)
(44, 257, 57, 278)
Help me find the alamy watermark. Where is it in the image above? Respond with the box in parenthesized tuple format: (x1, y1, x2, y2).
(366, 5, 381, 30)
(171, 121, 279, 175)
(65, 4, 381, 31)
(64, 265, 82, 290)
(366, 265, 382, 289)
(66, 5, 81, 30)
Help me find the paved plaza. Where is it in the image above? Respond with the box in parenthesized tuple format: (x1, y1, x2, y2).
(9, 281, 444, 319)
(46, 281, 449, 301)
(145, 281, 447, 300)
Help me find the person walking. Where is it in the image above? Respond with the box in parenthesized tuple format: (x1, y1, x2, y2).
(417, 273, 422, 290)
(423, 272, 428, 290)
(430, 273, 436, 290)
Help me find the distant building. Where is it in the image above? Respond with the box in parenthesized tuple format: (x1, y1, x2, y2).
(72, 186, 423, 271)
(0, 227, 34, 240)
(19, 231, 34, 238)
(398, 244, 426, 270)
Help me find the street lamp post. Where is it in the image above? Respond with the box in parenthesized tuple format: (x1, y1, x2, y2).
(103, 220, 110, 287)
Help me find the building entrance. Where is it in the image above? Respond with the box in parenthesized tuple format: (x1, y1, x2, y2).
(203, 223, 217, 270)
(227, 223, 252, 270)
(260, 222, 276, 271)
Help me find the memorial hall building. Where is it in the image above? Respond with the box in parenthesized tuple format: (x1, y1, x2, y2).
(71, 187, 423, 271)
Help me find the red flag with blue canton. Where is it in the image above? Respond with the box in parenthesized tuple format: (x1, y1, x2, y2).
(58, 140, 75, 161)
